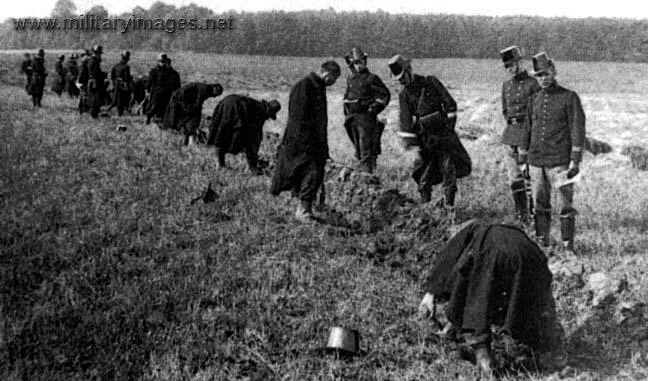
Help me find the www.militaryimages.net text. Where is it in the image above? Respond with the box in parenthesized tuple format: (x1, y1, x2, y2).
(12, 14, 235, 33)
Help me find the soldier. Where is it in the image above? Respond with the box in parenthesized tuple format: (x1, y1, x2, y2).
(500, 46, 541, 224)
(51, 54, 67, 97)
(343, 47, 390, 174)
(146, 54, 181, 124)
(131, 75, 148, 114)
(270, 61, 341, 222)
(77, 49, 92, 114)
(110, 51, 133, 116)
(419, 220, 564, 377)
(65, 53, 80, 98)
(162, 82, 223, 145)
(520, 52, 585, 252)
(389, 54, 471, 211)
(20, 53, 33, 95)
(207, 95, 281, 173)
(86, 45, 106, 119)
(30, 48, 47, 108)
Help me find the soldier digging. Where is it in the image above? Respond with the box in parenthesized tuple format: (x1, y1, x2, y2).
(521, 52, 586, 253)
(270, 60, 341, 222)
(500, 45, 540, 224)
(389, 54, 471, 214)
(343, 47, 390, 174)
(207, 95, 281, 174)
(162, 82, 224, 145)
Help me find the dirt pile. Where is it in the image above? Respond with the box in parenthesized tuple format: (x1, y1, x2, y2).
(622, 145, 648, 170)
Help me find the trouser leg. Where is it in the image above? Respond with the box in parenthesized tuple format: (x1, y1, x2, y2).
(440, 151, 457, 207)
(531, 165, 552, 246)
(413, 149, 433, 203)
(557, 181, 577, 250)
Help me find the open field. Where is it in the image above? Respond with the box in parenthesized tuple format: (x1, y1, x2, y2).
(1, 52, 648, 380)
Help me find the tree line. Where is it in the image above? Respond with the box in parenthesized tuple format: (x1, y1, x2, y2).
(3, 1, 648, 62)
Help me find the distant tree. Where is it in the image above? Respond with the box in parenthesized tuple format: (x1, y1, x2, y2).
(51, 0, 77, 18)
(86, 5, 109, 19)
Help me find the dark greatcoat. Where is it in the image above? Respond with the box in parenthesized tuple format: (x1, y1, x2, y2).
(87, 55, 105, 118)
(30, 56, 47, 104)
(65, 59, 80, 98)
(147, 65, 181, 119)
(162, 82, 212, 134)
(110, 60, 133, 115)
(51, 60, 66, 95)
(423, 221, 561, 353)
(206, 94, 270, 158)
(270, 73, 328, 203)
(399, 74, 471, 189)
(21, 58, 33, 95)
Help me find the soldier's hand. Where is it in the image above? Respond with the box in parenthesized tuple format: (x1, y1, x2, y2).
(418, 293, 435, 319)
(567, 161, 580, 179)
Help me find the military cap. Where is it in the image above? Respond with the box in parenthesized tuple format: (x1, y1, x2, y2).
(58, 54, 65, 60)
(70, 53, 78, 59)
(388, 54, 411, 80)
(121, 50, 130, 59)
(211, 83, 224, 96)
(347, 47, 368, 62)
(37, 48, 45, 57)
(24, 52, 31, 58)
(92, 44, 103, 54)
(158, 53, 169, 63)
(264, 99, 281, 120)
(532, 52, 554, 74)
(500, 45, 522, 64)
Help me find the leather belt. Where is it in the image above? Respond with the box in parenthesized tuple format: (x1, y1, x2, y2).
(419, 111, 440, 122)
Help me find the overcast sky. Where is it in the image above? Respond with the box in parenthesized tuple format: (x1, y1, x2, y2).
(2, 0, 648, 19)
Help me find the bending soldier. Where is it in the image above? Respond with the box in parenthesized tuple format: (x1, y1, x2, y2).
(343, 47, 390, 174)
(162, 82, 223, 145)
(389, 54, 471, 210)
(521, 52, 585, 252)
(207, 95, 281, 173)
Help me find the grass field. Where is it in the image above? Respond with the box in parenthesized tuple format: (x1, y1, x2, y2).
(1, 51, 648, 380)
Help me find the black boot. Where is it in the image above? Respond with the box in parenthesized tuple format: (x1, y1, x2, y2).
(560, 216, 576, 252)
(419, 189, 431, 204)
(535, 212, 551, 247)
(511, 179, 529, 223)
(444, 188, 456, 208)
(216, 148, 227, 169)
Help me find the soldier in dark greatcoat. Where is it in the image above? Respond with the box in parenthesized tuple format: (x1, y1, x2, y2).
(419, 220, 564, 377)
(520, 52, 586, 252)
(207, 95, 281, 173)
(162, 82, 223, 144)
(389, 54, 472, 211)
(146, 54, 181, 124)
(51, 54, 67, 96)
(343, 47, 390, 173)
(65, 53, 80, 98)
(500, 46, 541, 224)
(77, 49, 92, 114)
(110, 51, 133, 116)
(30, 48, 48, 107)
(270, 61, 341, 222)
(21, 53, 33, 95)
(86, 45, 106, 119)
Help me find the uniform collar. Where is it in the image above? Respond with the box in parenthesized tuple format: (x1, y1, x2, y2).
(514, 70, 530, 81)
(541, 81, 560, 93)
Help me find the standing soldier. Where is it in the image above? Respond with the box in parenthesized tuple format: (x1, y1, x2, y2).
(51, 54, 67, 97)
(65, 53, 80, 98)
(162, 82, 223, 145)
(110, 51, 133, 116)
(343, 47, 390, 174)
(77, 50, 92, 114)
(521, 52, 586, 252)
(30, 48, 48, 107)
(500, 46, 540, 224)
(21, 53, 33, 95)
(86, 45, 106, 119)
(146, 54, 181, 124)
(207, 94, 281, 173)
(389, 54, 471, 211)
(270, 61, 341, 222)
